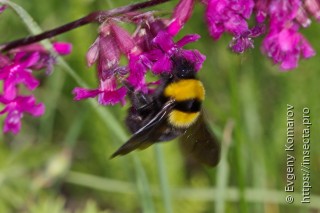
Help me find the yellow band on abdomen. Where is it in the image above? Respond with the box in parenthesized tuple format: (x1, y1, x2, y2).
(168, 110, 200, 128)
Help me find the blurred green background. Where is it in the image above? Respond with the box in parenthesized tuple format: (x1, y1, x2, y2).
(0, 0, 319, 212)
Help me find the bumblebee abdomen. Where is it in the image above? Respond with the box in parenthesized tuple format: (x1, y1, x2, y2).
(168, 110, 200, 128)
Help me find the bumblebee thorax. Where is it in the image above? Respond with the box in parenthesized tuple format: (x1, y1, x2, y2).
(163, 79, 205, 101)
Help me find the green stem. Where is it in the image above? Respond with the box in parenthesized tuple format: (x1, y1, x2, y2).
(65, 171, 320, 209)
(228, 59, 248, 212)
(215, 121, 233, 213)
(154, 145, 173, 213)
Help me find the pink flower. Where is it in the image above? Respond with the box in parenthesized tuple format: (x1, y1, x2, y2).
(205, 0, 254, 40)
(73, 77, 127, 106)
(127, 54, 150, 92)
(260, 0, 316, 70)
(305, 0, 320, 21)
(254, 0, 269, 23)
(0, 41, 72, 134)
(0, 52, 40, 100)
(133, 18, 167, 52)
(8, 42, 72, 75)
(77, 22, 138, 105)
(86, 22, 135, 80)
(53, 42, 72, 55)
(0, 95, 45, 134)
(229, 24, 265, 53)
(0, 4, 7, 14)
(262, 24, 315, 70)
(146, 31, 205, 74)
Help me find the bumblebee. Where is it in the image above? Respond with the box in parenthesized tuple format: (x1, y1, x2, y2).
(111, 57, 220, 167)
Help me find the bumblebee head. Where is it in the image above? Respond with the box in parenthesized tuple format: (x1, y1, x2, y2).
(172, 57, 196, 79)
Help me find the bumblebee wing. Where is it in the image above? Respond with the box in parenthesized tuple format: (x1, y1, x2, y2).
(111, 100, 176, 158)
(179, 113, 220, 167)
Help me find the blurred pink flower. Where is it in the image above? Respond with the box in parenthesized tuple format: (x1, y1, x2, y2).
(0, 95, 45, 134)
(0, 41, 72, 134)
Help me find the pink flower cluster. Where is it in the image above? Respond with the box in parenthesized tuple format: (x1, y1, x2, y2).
(260, 0, 316, 70)
(0, 42, 72, 134)
(73, 0, 204, 105)
(204, 0, 318, 70)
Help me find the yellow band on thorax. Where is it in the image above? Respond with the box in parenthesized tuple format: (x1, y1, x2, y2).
(164, 79, 205, 101)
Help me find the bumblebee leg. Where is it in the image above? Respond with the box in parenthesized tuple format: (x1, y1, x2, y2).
(123, 81, 152, 110)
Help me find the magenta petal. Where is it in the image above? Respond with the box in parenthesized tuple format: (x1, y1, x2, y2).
(110, 24, 135, 55)
(176, 34, 201, 47)
(280, 54, 299, 70)
(3, 81, 17, 100)
(0, 66, 10, 79)
(127, 71, 146, 91)
(153, 31, 174, 52)
(262, 23, 315, 70)
(301, 37, 316, 58)
(97, 35, 121, 77)
(0, 54, 10, 67)
(72, 87, 101, 100)
(167, 0, 195, 36)
(4, 71, 39, 99)
(249, 24, 266, 37)
(207, 22, 225, 40)
(28, 102, 45, 116)
(128, 55, 148, 89)
(167, 21, 183, 37)
(144, 49, 163, 61)
(305, 0, 320, 21)
(86, 38, 100, 67)
(19, 52, 40, 68)
(0, 5, 7, 13)
(269, 0, 301, 20)
(98, 87, 127, 105)
(279, 29, 298, 52)
(18, 96, 45, 116)
(139, 54, 153, 69)
(224, 15, 249, 36)
(256, 10, 267, 23)
(232, 0, 254, 19)
(152, 56, 172, 74)
(3, 111, 22, 134)
(99, 35, 121, 64)
(53, 42, 72, 55)
(181, 50, 206, 71)
(229, 37, 254, 53)
(254, 0, 268, 22)
(19, 71, 40, 90)
(0, 95, 45, 134)
(205, 0, 253, 40)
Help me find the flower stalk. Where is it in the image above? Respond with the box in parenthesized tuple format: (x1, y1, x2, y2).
(0, 0, 170, 52)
